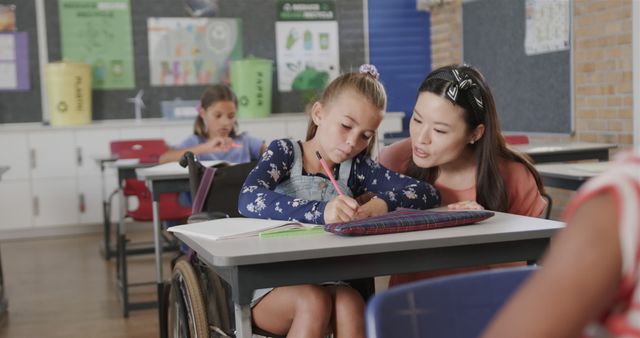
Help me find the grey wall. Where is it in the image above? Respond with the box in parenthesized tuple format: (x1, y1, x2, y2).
(463, 0, 572, 133)
(0, 0, 365, 124)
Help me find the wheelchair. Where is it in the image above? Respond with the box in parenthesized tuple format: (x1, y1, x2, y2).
(164, 152, 374, 338)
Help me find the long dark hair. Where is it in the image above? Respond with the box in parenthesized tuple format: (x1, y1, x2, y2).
(194, 84, 238, 138)
(405, 64, 544, 212)
(305, 69, 387, 156)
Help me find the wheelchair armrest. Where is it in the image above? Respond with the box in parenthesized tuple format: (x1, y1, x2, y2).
(187, 211, 229, 224)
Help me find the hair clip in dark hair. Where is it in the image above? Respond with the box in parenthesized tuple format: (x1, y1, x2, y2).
(359, 64, 380, 80)
(431, 69, 484, 111)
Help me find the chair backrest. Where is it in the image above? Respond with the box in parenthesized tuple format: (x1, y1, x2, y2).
(110, 139, 168, 163)
(503, 134, 530, 145)
(366, 266, 536, 338)
(180, 151, 257, 218)
(110, 138, 190, 221)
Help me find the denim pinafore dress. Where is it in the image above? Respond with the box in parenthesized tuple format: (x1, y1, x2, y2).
(251, 141, 352, 307)
(274, 140, 353, 203)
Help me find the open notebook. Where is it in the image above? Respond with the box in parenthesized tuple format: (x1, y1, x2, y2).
(167, 218, 320, 240)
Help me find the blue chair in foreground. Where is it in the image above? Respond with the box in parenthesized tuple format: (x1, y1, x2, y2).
(366, 266, 536, 338)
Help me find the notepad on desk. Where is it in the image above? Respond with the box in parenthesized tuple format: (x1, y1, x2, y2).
(167, 217, 321, 240)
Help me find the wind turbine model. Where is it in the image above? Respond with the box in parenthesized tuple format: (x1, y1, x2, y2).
(127, 90, 145, 123)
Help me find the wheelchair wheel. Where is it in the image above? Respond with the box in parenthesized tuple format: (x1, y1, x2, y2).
(167, 259, 209, 338)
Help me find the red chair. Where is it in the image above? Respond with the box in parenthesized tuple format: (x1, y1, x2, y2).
(110, 139, 192, 222)
(504, 134, 530, 145)
(109, 139, 192, 317)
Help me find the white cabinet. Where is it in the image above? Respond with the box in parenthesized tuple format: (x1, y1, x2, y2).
(32, 178, 78, 227)
(0, 180, 32, 229)
(77, 176, 105, 224)
(75, 129, 119, 177)
(0, 133, 30, 180)
(240, 120, 287, 143)
(120, 127, 166, 140)
(29, 131, 77, 179)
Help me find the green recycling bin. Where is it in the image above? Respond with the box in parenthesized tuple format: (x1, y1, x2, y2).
(230, 58, 273, 119)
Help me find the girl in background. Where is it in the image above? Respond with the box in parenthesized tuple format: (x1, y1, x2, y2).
(159, 84, 266, 164)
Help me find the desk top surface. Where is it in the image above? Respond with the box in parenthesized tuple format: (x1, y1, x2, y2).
(174, 211, 563, 268)
(135, 160, 231, 180)
(535, 161, 611, 179)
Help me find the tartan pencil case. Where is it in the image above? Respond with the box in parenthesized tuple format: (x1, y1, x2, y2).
(323, 209, 495, 236)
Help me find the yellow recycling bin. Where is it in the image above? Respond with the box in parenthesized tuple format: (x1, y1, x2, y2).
(45, 62, 92, 126)
(230, 58, 273, 119)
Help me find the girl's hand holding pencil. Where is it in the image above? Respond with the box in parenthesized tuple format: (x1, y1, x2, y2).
(324, 195, 360, 224)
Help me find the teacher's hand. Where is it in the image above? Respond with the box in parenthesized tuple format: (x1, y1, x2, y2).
(447, 200, 485, 211)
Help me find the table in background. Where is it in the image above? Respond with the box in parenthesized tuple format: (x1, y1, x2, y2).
(382, 138, 616, 164)
(514, 142, 616, 163)
(135, 162, 200, 335)
(0, 166, 10, 323)
(94, 156, 117, 260)
(106, 159, 158, 317)
(535, 162, 610, 191)
(174, 212, 564, 338)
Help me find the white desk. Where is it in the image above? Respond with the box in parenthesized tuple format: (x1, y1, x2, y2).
(173, 212, 564, 338)
(536, 161, 610, 190)
(514, 142, 616, 163)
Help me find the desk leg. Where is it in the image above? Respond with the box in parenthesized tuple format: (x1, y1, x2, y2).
(152, 199, 167, 338)
(234, 303, 253, 338)
(117, 186, 128, 317)
(99, 162, 112, 260)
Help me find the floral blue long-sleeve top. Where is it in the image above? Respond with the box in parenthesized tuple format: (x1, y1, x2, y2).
(238, 139, 441, 224)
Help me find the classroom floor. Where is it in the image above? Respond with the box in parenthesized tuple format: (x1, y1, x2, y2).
(0, 228, 392, 338)
(0, 228, 166, 338)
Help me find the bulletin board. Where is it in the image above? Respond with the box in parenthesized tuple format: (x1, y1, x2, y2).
(0, 0, 366, 124)
(463, 0, 573, 134)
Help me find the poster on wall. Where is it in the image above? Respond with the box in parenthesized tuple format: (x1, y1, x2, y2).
(147, 17, 242, 87)
(524, 0, 570, 55)
(275, 1, 339, 92)
(58, 0, 135, 89)
(0, 32, 30, 91)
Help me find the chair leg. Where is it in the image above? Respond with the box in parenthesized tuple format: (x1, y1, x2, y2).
(117, 230, 129, 318)
(542, 192, 553, 219)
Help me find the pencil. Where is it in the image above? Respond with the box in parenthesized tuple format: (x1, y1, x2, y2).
(315, 151, 345, 196)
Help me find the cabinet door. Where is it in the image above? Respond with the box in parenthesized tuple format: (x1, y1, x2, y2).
(163, 125, 193, 147)
(32, 178, 79, 227)
(119, 127, 166, 141)
(0, 180, 32, 229)
(29, 131, 76, 179)
(0, 132, 30, 180)
(75, 129, 120, 177)
(77, 176, 104, 224)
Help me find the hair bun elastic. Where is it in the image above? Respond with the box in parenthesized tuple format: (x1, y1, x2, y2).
(359, 64, 380, 80)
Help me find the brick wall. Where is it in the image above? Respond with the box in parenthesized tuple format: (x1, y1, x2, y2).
(428, 0, 634, 219)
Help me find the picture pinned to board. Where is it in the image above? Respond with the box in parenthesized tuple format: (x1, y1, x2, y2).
(147, 17, 242, 87)
(275, 1, 339, 92)
(0, 4, 16, 32)
(58, 0, 135, 90)
(0, 32, 30, 91)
